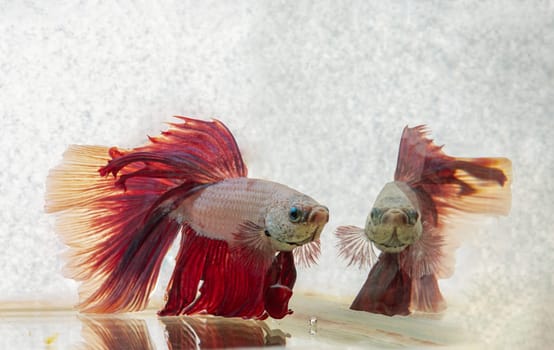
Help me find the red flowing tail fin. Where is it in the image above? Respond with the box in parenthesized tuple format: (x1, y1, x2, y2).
(45, 118, 247, 313)
(350, 253, 412, 316)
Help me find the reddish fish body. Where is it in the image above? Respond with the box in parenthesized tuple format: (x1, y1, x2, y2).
(173, 178, 324, 248)
(337, 126, 511, 316)
(45, 117, 328, 319)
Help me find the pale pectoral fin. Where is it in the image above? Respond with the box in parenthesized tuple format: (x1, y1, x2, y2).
(336, 225, 377, 269)
(293, 240, 321, 268)
(232, 221, 275, 268)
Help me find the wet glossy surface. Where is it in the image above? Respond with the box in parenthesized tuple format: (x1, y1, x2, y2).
(0, 294, 477, 349)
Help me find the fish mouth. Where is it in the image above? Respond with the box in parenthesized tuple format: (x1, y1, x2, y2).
(307, 206, 329, 225)
(379, 241, 407, 249)
(372, 228, 410, 252)
(282, 227, 321, 246)
(376, 238, 408, 252)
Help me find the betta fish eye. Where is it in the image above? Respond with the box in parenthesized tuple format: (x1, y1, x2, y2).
(405, 208, 419, 224)
(370, 208, 382, 222)
(288, 206, 302, 223)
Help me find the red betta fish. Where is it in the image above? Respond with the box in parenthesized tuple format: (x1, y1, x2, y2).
(45, 117, 329, 319)
(336, 125, 511, 316)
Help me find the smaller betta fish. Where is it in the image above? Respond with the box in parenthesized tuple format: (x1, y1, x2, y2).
(45, 117, 329, 319)
(336, 126, 511, 316)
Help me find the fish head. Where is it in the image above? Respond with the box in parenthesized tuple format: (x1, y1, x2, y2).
(365, 182, 422, 253)
(264, 193, 329, 252)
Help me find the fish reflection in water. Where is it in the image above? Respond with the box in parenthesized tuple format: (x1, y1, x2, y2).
(78, 317, 154, 350)
(162, 316, 287, 349)
(78, 315, 287, 349)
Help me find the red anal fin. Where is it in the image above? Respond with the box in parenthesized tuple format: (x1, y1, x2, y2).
(159, 226, 211, 316)
(161, 228, 274, 319)
(264, 251, 297, 319)
(350, 253, 412, 316)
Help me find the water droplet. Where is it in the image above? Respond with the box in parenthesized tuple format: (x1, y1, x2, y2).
(308, 316, 317, 335)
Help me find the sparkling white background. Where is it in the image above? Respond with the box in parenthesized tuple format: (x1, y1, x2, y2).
(1, 1, 553, 349)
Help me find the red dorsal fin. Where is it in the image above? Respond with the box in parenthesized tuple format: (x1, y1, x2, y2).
(100, 117, 247, 189)
(394, 125, 511, 218)
(45, 118, 247, 313)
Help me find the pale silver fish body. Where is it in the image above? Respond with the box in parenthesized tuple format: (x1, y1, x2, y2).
(365, 181, 422, 253)
(172, 177, 329, 252)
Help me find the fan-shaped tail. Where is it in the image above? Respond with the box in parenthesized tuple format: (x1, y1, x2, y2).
(45, 118, 247, 313)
